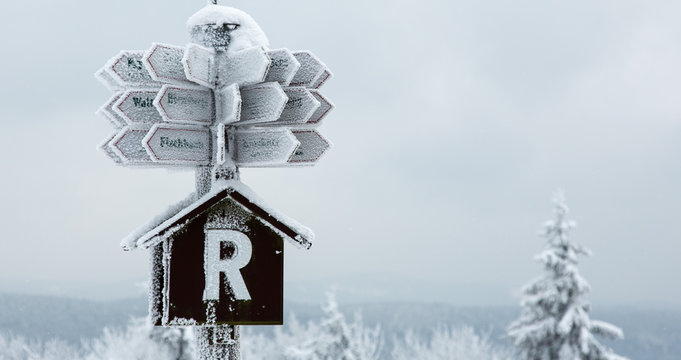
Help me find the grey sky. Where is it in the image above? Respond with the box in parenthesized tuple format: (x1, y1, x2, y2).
(0, 0, 680, 308)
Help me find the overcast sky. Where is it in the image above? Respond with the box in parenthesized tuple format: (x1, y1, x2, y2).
(0, 0, 680, 308)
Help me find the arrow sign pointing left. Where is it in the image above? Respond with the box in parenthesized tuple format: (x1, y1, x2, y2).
(154, 85, 214, 124)
(105, 51, 162, 87)
(109, 127, 154, 164)
(143, 124, 211, 165)
(114, 89, 163, 125)
(144, 43, 192, 84)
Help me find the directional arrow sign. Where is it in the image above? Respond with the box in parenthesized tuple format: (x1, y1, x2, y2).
(236, 82, 287, 124)
(154, 85, 214, 124)
(114, 89, 163, 125)
(98, 133, 123, 164)
(232, 128, 300, 167)
(144, 43, 191, 84)
(264, 49, 301, 86)
(218, 46, 271, 87)
(217, 84, 241, 124)
(183, 43, 217, 88)
(105, 51, 161, 87)
(95, 67, 121, 91)
(307, 90, 334, 124)
(97, 93, 127, 129)
(290, 51, 327, 88)
(311, 68, 332, 89)
(287, 129, 331, 165)
(143, 124, 211, 165)
(274, 87, 320, 124)
(109, 127, 154, 164)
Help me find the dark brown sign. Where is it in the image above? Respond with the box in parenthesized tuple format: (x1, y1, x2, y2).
(140, 184, 312, 326)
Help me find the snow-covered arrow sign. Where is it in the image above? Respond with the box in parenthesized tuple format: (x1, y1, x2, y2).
(183, 43, 217, 88)
(104, 51, 161, 87)
(264, 49, 301, 86)
(98, 133, 123, 164)
(95, 67, 121, 91)
(273, 87, 320, 124)
(143, 124, 211, 165)
(217, 84, 241, 123)
(308, 90, 334, 125)
(97, 93, 127, 129)
(183, 44, 271, 88)
(108, 127, 154, 164)
(290, 51, 330, 88)
(236, 82, 287, 125)
(154, 85, 214, 124)
(114, 89, 164, 125)
(219, 46, 271, 88)
(232, 128, 300, 167)
(144, 43, 192, 84)
(287, 129, 331, 165)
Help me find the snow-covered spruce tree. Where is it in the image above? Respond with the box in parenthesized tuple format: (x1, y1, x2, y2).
(284, 292, 382, 360)
(507, 192, 627, 360)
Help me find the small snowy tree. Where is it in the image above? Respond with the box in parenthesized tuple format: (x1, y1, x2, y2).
(284, 292, 382, 360)
(508, 192, 628, 360)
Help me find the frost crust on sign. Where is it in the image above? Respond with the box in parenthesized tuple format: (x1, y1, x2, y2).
(120, 192, 198, 250)
(212, 179, 315, 248)
(123, 179, 314, 251)
(186, 5, 269, 52)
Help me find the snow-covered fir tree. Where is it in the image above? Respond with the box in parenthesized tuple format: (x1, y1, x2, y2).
(508, 192, 628, 360)
(284, 292, 382, 360)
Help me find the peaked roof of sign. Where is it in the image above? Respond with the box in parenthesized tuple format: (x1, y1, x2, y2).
(120, 179, 313, 251)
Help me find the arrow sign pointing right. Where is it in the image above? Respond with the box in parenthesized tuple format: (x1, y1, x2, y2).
(236, 82, 287, 125)
(276, 87, 320, 124)
(288, 129, 331, 165)
(219, 46, 271, 87)
(232, 128, 300, 167)
(290, 51, 327, 88)
(264, 49, 301, 86)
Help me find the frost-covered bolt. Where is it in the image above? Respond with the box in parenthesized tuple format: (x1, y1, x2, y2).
(187, 5, 269, 52)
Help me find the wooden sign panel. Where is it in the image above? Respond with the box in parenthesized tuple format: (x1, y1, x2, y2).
(150, 192, 286, 326)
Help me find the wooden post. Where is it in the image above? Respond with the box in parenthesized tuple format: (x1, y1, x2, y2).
(192, 9, 241, 359)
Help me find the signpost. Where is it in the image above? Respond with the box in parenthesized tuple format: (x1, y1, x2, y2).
(95, 3, 335, 359)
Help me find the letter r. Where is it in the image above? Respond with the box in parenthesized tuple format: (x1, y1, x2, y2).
(203, 230, 253, 301)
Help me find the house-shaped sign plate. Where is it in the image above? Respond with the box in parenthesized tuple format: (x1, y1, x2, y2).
(122, 180, 313, 326)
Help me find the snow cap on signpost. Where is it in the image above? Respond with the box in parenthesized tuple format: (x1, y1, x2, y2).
(187, 5, 269, 51)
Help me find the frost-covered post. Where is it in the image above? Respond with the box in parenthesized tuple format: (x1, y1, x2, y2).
(189, 10, 241, 360)
(508, 192, 628, 360)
